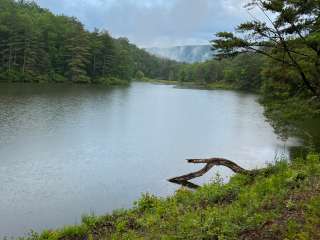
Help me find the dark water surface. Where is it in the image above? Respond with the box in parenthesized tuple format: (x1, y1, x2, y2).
(0, 82, 299, 237)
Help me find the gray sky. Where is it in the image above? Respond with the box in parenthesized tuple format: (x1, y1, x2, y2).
(34, 0, 251, 48)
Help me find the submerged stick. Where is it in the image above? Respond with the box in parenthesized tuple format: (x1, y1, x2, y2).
(168, 157, 255, 189)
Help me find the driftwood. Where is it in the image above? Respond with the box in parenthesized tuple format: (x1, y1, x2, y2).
(168, 158, 260, 189)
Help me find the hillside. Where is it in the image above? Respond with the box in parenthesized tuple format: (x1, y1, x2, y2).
(146, 45, 213, 63)
(0, 0, 180, 84)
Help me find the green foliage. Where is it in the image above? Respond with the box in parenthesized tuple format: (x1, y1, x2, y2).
(0, 0, 180, 85)
(18, 153, 320, 240)
(202, 0, 320, 140)
(211, 0, 320, 98)
(172, 53, 264, 92)
(135, 70, 145, 80)
(93, 76, 129, 86)
(170, 2, 320, 139)
(51, 73, 67, 83)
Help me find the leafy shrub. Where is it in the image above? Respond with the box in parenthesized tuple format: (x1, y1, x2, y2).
(52, 73, 67, 83)
(135, 70, 145, 80)
(94, 76, 129, 86)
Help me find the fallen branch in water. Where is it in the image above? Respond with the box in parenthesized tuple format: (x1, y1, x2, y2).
(168, 157, 260, 189)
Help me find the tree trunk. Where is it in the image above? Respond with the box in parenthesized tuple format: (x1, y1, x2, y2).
(168, 158, 261, 189)
(8, 45, 12, 72)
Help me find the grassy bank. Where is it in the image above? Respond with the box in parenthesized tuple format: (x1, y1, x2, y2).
(205, 82, 238, 90)
(21, 153, 320, 240)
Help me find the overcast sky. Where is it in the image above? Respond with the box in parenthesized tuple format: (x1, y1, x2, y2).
(33, 0, 252, 48)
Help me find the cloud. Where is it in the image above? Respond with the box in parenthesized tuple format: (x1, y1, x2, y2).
(34, 0, 251, 47)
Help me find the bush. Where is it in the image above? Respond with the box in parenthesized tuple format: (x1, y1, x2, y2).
(52, 73, 67, 83)
(72, 75, 91, 83)
(0, 71, 24, 82)
(94, 76, 129, 86)
(34, 74, 49, 83)
(135, 70, 145, 80)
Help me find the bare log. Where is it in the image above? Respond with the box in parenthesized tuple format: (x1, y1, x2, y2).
(168, 157, 258, 189)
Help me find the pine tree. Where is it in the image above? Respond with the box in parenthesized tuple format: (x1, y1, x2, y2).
(65, 22, 90, 83)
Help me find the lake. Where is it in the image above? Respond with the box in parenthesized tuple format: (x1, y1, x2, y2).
(0, 82, 299, 237)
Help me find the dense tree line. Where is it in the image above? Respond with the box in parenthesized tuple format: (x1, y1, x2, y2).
(0, 0, 180, 84)
(0, 0, 274, 90)
(212, 0, 320, 97)
(171, 0, 320, 98)
(1, 0, 319, 119)
(171, 53, 264, 91)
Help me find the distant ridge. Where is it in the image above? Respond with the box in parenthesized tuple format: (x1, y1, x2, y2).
(146, 45, 213, 63)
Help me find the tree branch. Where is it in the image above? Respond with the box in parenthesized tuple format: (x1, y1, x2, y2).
(168, 158, 259, 189)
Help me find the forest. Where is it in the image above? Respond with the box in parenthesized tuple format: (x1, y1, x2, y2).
(3, 0, 319, 126)
(1, 0, 320, 239)
(0, 0, 180, 85)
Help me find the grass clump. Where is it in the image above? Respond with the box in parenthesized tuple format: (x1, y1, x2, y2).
(205, 82, 238, 90)
(134, 77, 178, 85)
(20, 154, 320, 240)
(93, 77, 129, 86)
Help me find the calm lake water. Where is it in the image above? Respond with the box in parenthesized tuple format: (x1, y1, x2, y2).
(0, 82, 299, 237)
